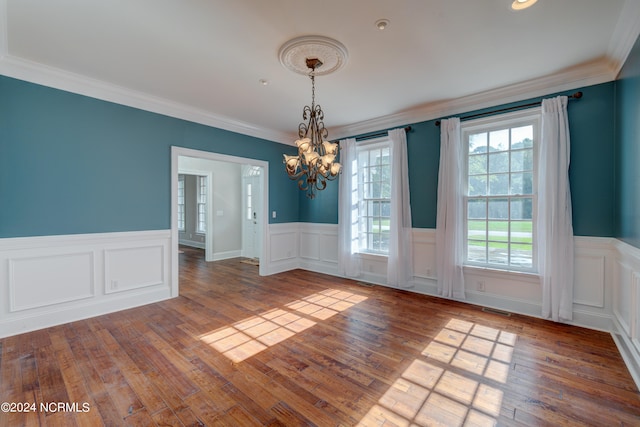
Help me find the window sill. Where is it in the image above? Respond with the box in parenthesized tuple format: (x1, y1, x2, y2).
(356, 251, 388, 262)
(462, 265, 540, 284)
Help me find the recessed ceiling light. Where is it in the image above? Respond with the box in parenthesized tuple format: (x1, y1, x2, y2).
(511, 0, 538, 10)
(259, 79, 269, 86)
(375, 19, 389, 30)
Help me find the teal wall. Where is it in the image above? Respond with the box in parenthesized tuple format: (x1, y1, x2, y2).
(0, 76, 299, 238)
(0, 75, 620, 240)
(299, 82, 617, 237)
(615, 36, 640, 249)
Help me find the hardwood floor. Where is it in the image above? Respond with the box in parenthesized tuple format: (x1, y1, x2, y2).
(1, 246, 639, 426)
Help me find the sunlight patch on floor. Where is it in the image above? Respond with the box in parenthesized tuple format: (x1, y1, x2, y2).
(199, 288, 367, 362)
(358, 318, 517, 427)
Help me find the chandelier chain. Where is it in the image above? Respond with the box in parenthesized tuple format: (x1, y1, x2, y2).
(310, 71, 315, 109)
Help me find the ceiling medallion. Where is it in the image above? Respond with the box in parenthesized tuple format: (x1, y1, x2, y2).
(278, 35, 349, 76)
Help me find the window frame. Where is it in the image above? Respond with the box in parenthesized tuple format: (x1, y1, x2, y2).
(355, 137, 392, 256)
(177, 174, 185, 232)
(196, 175, 207, 234)
(246, 183, 253, 221)
(461, 108, 541, 273)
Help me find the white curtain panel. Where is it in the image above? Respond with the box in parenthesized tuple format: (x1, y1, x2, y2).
(337, 138, 361, 278)
(387, 128, 414, 287)
(538, 96, 574, 322)
(436, 118, 466, 299)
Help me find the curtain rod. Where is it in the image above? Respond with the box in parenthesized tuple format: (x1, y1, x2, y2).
(434, 92, 583, 126)
(355, 126, 412, 142)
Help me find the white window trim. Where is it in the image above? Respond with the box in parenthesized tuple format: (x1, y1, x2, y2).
(177, 174, 185, 232)
(196, 175, 207, 235)
(355, 136, 392, 256)
(461, 108, 541, 274)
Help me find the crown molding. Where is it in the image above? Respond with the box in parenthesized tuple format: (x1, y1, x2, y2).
(0, 50, 621, 148)
(0, 54, 294, 145)
(2, 0, 637, 146)
(330, 58, 617, 140)
(608, 0, 640, 78)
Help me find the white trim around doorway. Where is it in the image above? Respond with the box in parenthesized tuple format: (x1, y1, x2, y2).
(170, 146, 270, 294)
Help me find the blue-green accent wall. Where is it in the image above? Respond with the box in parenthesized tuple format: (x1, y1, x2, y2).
(297, 180, 339, 224)
(0, 76, 299, 238)
(615, 36, 640, 249)
(299, 82, 617, 237)
(0, 74, 621, 240)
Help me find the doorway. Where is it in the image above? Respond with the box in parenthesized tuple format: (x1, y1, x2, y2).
(170, 147, 269, 295)
(242, 166, 263, 261)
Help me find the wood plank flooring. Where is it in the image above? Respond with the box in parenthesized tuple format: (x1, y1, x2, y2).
(1, 246, 639, 426)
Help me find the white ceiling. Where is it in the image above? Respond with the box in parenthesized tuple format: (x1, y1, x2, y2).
(1, 0, 639, 144)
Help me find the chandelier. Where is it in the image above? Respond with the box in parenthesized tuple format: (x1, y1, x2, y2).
(283, 58, 341, 199)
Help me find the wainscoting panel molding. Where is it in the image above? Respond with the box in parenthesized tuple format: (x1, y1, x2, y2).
(265, 223, 299, 275)
(412, 229, 437, 281)
(612, 240, 640, 387)
(614, 260, 633, 337)
(0, 230, 172, 338)
(9, 251, 95, 312)
(298, 223, 339, 276)
(573, 254, 606, 307)
(104, 245, 165, 294)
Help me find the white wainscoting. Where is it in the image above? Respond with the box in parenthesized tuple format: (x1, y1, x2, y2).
(611, 240, 640, 388)
(288, 224, 614, 328)
(268, 223, 639, 387)
(265, 223, 300, 275)
(0, 230, 172, 338)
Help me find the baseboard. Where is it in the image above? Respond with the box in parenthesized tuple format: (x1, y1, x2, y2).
(264, 259, 299, 275)
(612, 317, 640, 390)
(178, 239, 205, 249)
(212, 250, 242, 261)
(1, 286, 171, 338)
(298, 258, 339, 277)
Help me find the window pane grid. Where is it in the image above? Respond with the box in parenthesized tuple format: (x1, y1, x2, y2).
(197, 176, 206, 233)
(357, 142, 391, 254)
(247, 183, 252, 220)
(465, 117, 536, 272)
(178, 175, 185, 231)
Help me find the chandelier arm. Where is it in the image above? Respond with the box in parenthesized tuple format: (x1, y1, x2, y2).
(287, 169, 307, 180)
(314, 104, 324, 121)
(298, 122, 309, 139)
(315, 177, 327, 191)
(302, 105, 312, 121)
(297, 178, 309, 191)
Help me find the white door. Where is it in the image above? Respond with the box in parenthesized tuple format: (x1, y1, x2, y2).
(242, 167, 262, 260)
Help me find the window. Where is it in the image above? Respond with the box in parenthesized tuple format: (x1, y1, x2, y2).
(177, 174, 185, 231)
(356, 139, 392, 254)
(197, 175, 207, 234)
(463, 110, 539, 272)
(246, 183, 252, 220)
